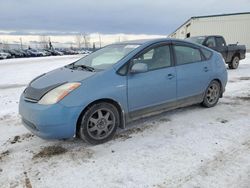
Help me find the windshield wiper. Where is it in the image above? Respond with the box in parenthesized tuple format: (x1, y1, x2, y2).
(70, 64, 95, 72)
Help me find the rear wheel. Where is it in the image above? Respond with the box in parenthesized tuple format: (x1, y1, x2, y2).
(78, 102, 120, 145)
(202, 80, 221, 108)
(229, 56, 240, 69)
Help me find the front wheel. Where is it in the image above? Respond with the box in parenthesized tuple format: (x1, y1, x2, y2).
(229, 56, 240, 69)
(79, 102, 120, 145)
(202, 80, 221, 108)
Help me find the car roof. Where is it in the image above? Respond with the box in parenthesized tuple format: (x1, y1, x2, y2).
(115, 38, 199, 46)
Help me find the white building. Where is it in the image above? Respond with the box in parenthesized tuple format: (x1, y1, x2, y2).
(169, 12, 250, 50)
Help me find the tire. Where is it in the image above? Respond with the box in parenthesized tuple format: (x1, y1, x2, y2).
(228, 56, 240, 69)
(78, 102, 120, 145)
(202, 80, 221, 108)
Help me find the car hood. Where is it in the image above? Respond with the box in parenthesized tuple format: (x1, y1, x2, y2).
(23, 67, 96, 101)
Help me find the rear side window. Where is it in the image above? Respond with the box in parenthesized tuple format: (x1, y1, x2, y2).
(201, 48, 212, 60)
(174, 45, 202, 65)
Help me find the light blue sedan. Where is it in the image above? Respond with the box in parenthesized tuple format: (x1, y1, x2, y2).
(19, 38, 227, 144)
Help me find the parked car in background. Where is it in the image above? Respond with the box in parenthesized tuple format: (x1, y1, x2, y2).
(3, 49, 24, 58)
(60, 49, 78, 55)
(76, 50, 86, 54)
(19, 38, 227, 144)
(23, 49, 33, 57)
(38, 50, 48, 56)
(41, 50, 52, 56)
(186, 35, 246, 69)
(42, 49, 62, 56)
(43, 49, 54, 56)
(46, 49, 63, 56)
(16, 49, 28, 57)
(26, 49, 44, 57)
(84, 50, 92, 55)
(77, 50, 92, 55)
(0, 51, 10, 59)
(13, 49, 25, 58)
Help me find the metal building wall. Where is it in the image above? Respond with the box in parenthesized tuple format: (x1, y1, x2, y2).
(170, 14, 250, 50)
(169, 20, 192, 39)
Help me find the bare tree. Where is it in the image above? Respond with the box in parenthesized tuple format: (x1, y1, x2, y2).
(82, 33, 90, 49)
(2, 40, 10, 50)
(40, 35, 50, 49)
(75, 34, 83, 49)
(0, 40, 2, 50)
(19, 37, 23, 49)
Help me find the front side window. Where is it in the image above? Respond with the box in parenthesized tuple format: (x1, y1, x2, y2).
(174, 45, 202, 65)
(73, 44, 140, 70)
(132, 45, 172, 71)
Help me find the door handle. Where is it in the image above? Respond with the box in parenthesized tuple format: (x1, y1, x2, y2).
(204, 67, 209, 72)
(167, 74, 175, 79)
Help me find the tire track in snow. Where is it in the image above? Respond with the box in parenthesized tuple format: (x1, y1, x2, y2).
(156, 138, 250, 188)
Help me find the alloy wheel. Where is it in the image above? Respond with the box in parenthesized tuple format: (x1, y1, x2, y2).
(206, 83, 220, 105)
(86, 108, 115, 140)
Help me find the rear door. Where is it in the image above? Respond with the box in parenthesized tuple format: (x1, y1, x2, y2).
(127, 43, 176, 116)
(173, 42, 211, 102)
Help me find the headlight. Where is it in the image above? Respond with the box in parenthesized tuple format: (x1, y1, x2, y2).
(38, 82, 81, 105)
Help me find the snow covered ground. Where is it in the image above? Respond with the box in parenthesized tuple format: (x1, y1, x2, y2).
(0, 54, 250, 188)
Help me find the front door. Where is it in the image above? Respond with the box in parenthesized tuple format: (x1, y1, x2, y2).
(127, 44, 177, 117)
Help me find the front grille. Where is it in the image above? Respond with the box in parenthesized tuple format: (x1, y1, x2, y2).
(22, 118, 39, 131)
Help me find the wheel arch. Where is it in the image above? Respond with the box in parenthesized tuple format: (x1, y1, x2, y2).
(76, 98, 126, 136)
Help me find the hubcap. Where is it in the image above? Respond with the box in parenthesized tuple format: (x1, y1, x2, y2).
(86, 108, 115, 140)
(206, 83, 220, 104)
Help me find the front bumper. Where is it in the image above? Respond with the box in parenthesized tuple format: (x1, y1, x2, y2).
(19, 94, 83, 139)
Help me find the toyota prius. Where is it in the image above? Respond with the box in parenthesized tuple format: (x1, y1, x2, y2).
(19, 38, 227, 144)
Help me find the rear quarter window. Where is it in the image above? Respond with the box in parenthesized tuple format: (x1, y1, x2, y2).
(201, 48, 212, 60)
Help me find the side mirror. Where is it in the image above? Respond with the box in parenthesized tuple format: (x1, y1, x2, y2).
(130, 63, 148, 73)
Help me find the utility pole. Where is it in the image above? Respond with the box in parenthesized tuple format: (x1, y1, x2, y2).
(20, 37, 23, 49)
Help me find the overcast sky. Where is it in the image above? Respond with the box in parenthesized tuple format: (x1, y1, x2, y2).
(0, 0, 250, 35)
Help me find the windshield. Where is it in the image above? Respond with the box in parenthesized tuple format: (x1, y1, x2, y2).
(72, 44, 140, 70)
(186, 36, 206, 45)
